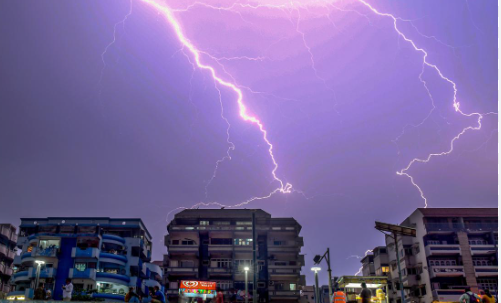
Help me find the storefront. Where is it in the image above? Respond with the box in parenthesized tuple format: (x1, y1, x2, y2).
(179, 280, 217, 302)
(336, 276, 388, 303)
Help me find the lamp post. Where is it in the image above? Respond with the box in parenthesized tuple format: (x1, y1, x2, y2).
(313, 248, 333, 300)
(244, 266, 250, 303)
(311, 267, 321, 303)
(34, 260, 45, 290)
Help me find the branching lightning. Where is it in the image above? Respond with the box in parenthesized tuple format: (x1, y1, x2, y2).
(355, 0, 493, 208)
(140, 0, 293, 207)
(133, 0, 496, 213)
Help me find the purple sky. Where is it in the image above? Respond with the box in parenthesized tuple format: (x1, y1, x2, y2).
(0, 0, 497, 284)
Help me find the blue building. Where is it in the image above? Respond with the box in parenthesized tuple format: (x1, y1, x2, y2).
(8, 217, 163, 301)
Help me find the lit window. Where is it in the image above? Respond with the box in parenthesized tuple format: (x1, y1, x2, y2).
(236, 222, 252, 225)
(200, 221, 209, 225)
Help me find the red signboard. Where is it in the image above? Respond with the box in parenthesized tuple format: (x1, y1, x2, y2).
(180, 281, 216, 291)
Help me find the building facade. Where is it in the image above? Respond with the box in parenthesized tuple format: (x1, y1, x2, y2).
(9, 217, 162, 301)
(0, 224, 17, 295)
(361, 246, 389, 278)
(164, 209, 305, 303)
(363, 208, 497, 303)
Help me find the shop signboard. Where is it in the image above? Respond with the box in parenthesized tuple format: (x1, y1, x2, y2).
(179, 281, 217, 298)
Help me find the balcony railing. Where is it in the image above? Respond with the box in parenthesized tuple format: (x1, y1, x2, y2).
(429, 266, 464, 278)
(269, 290, 300, 298)
(166, 267, 198, 273)
(0, 227, 12, 240)
(0, 244, 7, 256)
(72, 247, 100, 258)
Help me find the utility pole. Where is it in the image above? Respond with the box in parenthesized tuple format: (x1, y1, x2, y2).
(392, 232, 406, 303)
(252, 211, 257, 303)
(313, 248, 333, 300)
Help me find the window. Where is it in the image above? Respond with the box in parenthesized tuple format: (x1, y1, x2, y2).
(274, 261, 287, 266)
(272, 227, 281, 230)
(290, 284, 297, 291)
(478, 279, 498, 291)
(273, 240, 287, 246)
(275, 283, 285, 291)
(236, 222, 252, 225)
(75, 263, 87, 272)
(181, 240, 195, 245)
(180, 260, 194, 268)
(216, 281, 231, 290)
(382, 266, 389, 273)
(214, 221, 230, 225)
(213, 259, 231, 268)
(234, 239, 252, 246)
(427, 240, 440, 245)
(200, 221, 209, 225)
(172, 240, 179, 245)
(211, 238, 232, 245)
(285, 227, 295, 230)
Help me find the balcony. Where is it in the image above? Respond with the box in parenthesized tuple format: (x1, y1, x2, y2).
(6, 250, 15, 260)
(470, 245, 496, 255)
(465, 223, 498, 232)
(168, 244, 199, 254)
(72, 247, 100, 258)
(208, 244, 233, 252)
(269, 290, 300, 300)
(32, 247, 58, 258)
(429, 266, 464, 278)
(96, 272, 130, 285)
(475, 266, 498, 277)
(425, 244, 461, 256)
(3, 267, 13, 276)
(269, 268, 300, 277)
(208, 267, 232, 275)
(11, 271, 29, 283)
(166, 267, 198, 275)
(28, 267, 55, 279)
(433, 289, 465, 302)
(69, 268, 97, 280)
(145, 263, 162, 277)
(0, 244, 7, 256)
(99, 252, 127, 265)
(268, 245, 300, 253)
(0, 227, 13, 240)
(102, 234, 126, 245)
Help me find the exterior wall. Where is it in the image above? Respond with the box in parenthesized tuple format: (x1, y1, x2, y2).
(8, 217, 161, 301)
(372, 208, 497, 303)
(0, 224, 17, 296)
(165, 209, 304, 303)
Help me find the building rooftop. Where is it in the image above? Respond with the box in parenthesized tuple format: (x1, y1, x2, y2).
(174, 209, 272, 219)
(417, 208, 497, 218)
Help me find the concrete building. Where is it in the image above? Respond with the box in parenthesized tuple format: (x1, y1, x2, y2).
(9, 217, 162, 301)
(361, 246, 389, 278)
(164, 209, 305, 303)
(0, 224, 17, 295)
(364, 208, 498, 303)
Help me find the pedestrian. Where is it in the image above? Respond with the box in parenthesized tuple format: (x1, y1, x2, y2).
(230, 289, 237, 303)
(34, 286, 45, 300)
(152, 286, 165, 303)
(126, 287, 141, 303)
(216, 288, 224, 303)
(459, 287, 481, 303)
(46, 289, 52, 300)
(482, 290, 495, 303)
(61, 279, 74, 301)
(359, 283, 372, 303)
(332, 288, 346, 303)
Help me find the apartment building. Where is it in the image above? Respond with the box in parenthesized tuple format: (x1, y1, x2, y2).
(9, 217, 162, 301)
(0, 224, 17, 295)
(361, 246, 389, 278)
(365, 208, 497, 303)
(164, 209, 305, 303)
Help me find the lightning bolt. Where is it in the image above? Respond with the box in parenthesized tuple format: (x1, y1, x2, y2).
(356, 0, 494, 208)
(140, 0, 293, 206)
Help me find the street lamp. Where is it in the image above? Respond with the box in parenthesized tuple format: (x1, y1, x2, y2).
(244, 267, 250, 303)
(311, 267, 321, 303)
(313, 248, 333, 300)
(34, 260, 45, 290)
(375, 221, 416, 303)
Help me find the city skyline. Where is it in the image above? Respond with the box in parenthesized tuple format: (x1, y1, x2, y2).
(0, 0, 497, 285)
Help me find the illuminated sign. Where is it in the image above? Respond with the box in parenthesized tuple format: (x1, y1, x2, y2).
(180, 281, 216, 291)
